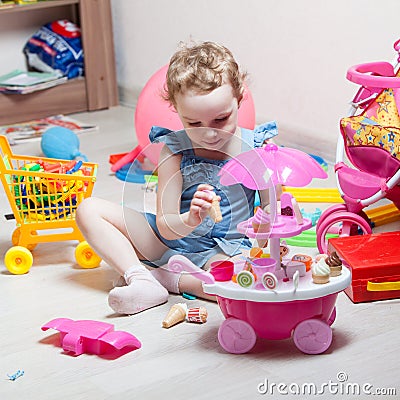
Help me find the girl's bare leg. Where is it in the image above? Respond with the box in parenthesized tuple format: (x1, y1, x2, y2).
(151, 250, 250, 302)
(76, 197, 169, 314)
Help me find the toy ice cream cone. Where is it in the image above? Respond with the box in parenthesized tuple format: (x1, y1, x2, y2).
(209, 196, 222, 223)
(162, 303, 187, 328)
(186, 306, 208, 323)
(325, 251, 343, 277)
(311, 258, 330, 284)
(311, 273, 330, 284)
(251, 208, 271, 233)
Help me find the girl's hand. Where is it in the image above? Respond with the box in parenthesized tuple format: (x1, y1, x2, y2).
(187, 184, 218, 227)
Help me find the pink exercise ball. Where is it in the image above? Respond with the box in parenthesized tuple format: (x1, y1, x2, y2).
(134, 64, 256, 165)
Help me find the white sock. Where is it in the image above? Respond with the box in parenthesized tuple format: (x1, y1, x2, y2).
(108, 264, 168, 315)
(150, 267, 181, 294)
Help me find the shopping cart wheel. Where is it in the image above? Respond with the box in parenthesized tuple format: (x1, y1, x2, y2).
(316, 211, 372, 253)
(12, 228, 37, 251)
(293, 319, 332, 354)
(217, 318, 257, 354)
(75, 241, 102, 269)
(4, 246, 33, 275)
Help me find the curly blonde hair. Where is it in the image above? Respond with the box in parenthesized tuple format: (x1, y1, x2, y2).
(163, 41, 247, 108)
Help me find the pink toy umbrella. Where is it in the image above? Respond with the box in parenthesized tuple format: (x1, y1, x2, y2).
(218, 143, 327, 262)
(219, 143, 327, 189)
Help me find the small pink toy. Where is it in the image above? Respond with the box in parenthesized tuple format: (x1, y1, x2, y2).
(41, 318, 141, 357)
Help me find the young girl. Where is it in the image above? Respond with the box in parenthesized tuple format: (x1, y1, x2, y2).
(76, 41, 278, 315)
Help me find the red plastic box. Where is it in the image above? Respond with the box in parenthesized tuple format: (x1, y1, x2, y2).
(328, 232, 400, 303)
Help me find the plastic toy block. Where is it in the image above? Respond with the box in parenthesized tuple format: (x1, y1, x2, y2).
(41, 318, 141, 357)
(365, 203, 400, 226)
(283, 187, 343, 203)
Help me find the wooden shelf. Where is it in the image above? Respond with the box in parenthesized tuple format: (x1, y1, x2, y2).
(0, 0, 79, 14)
(0, 0, 118, 125)
(0, 79, 87, 123)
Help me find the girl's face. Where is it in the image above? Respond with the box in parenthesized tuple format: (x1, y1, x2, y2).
(174, 84, 240, 152)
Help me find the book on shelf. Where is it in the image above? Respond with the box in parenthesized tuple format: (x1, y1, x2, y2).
(0, 69, 67, 94)
(0, 114, 98, 144)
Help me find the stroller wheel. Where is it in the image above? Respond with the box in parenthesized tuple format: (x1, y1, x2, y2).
(316, 211, 372, 253)
(293, 319, 332, 354)
(316, 204, 347, 232)
(218, 318, 257, 354)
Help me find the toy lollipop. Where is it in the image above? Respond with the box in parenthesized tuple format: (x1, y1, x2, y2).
(262, 272, 278, 290)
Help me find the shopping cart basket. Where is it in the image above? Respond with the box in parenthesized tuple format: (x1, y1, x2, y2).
(0, 135, 101, 274)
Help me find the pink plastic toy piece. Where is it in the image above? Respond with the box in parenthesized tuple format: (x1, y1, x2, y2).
(219, 144, 327, 190)
(346, 61, 400, 88)
(41, 318, 141, 357)
(316, 211, 372, 254)
(209, 260, 234, 282)
(293, 319, 332, 354)
(217, 318, 257, 354)
(167, 255, 215, 284)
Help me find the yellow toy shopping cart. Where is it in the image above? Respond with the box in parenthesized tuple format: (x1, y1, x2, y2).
(0, 135, 101, 274)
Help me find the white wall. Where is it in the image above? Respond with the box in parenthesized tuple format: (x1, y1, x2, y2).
(110, 0, 400, 162)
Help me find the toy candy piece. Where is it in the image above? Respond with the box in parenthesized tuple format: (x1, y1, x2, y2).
(291, 254, 312, 271)
(262, 272, 278, 290)
(186, 306, 208, 323)
(208, 194, 222, 223)
(237, 270, 254, 288)
(285, 260, 306, 278)
(249, 247, 263, 259)
(162, 303, 187, 328)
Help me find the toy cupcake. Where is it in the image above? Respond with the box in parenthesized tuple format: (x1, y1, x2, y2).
(325, 251, 343, 277)
(311, 258, 330, 284)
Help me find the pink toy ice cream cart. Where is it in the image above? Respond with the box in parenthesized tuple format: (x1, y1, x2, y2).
(168, 143, 351, 354)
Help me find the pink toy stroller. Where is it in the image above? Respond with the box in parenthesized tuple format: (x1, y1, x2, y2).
(316, 39, 400, 253)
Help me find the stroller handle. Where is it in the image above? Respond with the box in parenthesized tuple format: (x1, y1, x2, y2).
(347, 61, 400, 88)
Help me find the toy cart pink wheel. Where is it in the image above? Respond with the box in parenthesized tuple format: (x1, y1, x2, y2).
(218, 318, 257, 354)
(293, 319, 332, 354)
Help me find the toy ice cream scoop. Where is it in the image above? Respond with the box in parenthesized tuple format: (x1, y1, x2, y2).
(311, 258, 330, 284)
(162, 303, 187, 328)
(325, 251, 343, 277)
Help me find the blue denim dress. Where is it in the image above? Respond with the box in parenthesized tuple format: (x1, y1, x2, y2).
(144, 122, 278, 268)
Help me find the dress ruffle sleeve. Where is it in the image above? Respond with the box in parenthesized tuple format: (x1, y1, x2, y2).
(253, 121, 278, 148)
(149, 126, 191, 154)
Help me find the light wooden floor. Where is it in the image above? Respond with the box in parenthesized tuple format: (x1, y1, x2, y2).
(0, 106, 399, 400)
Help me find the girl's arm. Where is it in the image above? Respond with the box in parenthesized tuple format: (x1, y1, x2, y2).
(155, 145, 214, 240)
